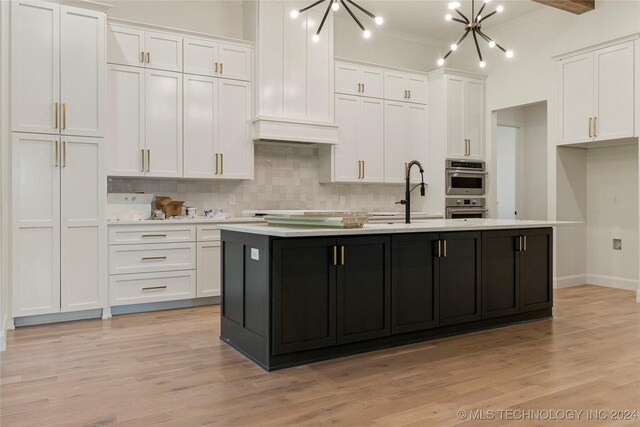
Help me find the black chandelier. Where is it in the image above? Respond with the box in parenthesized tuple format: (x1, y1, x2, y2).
(438, 0, 513, 68)
(290, 0, 383, 42)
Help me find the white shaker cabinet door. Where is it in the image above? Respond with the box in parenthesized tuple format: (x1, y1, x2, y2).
(384, 71, 408, 102)
(384, 101, 408, 184)
(465, 79, 484, 160)
(335, 62, 360, 96)
(594, 41, 635, 141)
(217, 79, 252, 179)
(446, 76, 466, 158)
(359, 67, 384, 99)
(407, 104, 429, 183)
(559, 52, 594, 145)
(183, 74, 218, 179)
(145, 31, 183, 72)
(359, 97, 384, 183)
(107, 24, 146, 67)
(218, 43, 252, 81)
(11, 133, 61, 316)
(106, 65, 145, 176)
(60, 137, 105, 312)
(60, 6, 105, 137)
(334, 94, 360, 182)
(406, 74, 428, 105)
(197, 241, 221, 297)
(11, 1, 60, 134)
(183, 37, 218, 77)
(145, 69, 183, 177)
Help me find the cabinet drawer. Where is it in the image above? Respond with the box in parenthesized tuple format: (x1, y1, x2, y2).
(110, 270, 195, 306)
(109, 225, 196, 245)
(196, 225, 221, 241)
(109, 243, 195, 274)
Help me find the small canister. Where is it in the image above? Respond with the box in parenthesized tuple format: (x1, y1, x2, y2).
(185, 206, 197, 217)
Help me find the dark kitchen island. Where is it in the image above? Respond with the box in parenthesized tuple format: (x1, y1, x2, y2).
(217, 219, 562, 371)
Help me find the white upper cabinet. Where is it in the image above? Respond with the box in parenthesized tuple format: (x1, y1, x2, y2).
(384, 101, 428, 184)
(217, 79, 252, 179)
(11, 1, 105, 137)
(558, 40, 635, 145)
(444, 75, 484, 160)
(333, 95, 360, 182)
(218, 43, 252, 81)
(108, 24, 183, 72)
(335, 61, 383, 99)
(384, 71, 428, 104)
(183, 38, 252, 81)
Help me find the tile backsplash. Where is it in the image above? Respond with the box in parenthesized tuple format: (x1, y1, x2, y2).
(108, 144, 423, 217)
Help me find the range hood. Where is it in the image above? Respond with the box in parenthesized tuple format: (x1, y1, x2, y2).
(248, 1, 338, 145)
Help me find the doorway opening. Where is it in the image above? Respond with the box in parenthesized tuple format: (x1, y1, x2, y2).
(496, 125, 518, 219)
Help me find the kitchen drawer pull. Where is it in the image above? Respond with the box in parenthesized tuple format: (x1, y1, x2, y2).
(141, 234, 167, 238)
(142, 285, 167, 291)
(141, 256, 167, 261)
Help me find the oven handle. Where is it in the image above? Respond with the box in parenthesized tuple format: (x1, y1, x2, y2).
(447, 208, 488, 213)
(447, 170, 488, 175)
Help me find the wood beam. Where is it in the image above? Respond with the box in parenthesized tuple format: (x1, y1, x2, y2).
(532, 0, 595, 15)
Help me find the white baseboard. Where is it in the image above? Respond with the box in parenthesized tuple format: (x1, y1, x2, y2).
(587, 274, 639, 291)
(555, 274, 587, 289)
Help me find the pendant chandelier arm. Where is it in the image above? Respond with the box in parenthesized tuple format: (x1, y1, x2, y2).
(475, 3, 487, 21)
(477, 29, 508, 53)
(455, 9, 470, 23)
(451, 17, 467, 24)
(455, 28, 471, 47)
(299, 0, 327, 13)
(341, 0, 366, 31)
(479, 10, 497, 23)
(346, 0, 376, 19)
(316, 0, 334, 35)
(472, 30, 483, 61)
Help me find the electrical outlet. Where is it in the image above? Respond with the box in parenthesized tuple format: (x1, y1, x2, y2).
(229, 195, 236, 205)
(613, 238, 622, 250)
(339, 195, 346, 206)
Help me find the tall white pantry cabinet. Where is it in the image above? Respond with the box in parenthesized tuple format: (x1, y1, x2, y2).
(10, 1, 107, 317)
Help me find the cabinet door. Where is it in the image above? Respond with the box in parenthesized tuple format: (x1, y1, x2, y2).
(337, 236, 391, 344)
(482, 230, 519, 319)
(107, 24, 145, 67)
(465, 79, 484, 159)
(520, 228, 553, 312)
(359, 97, 384, 183)
(384, 101, 408, 184)
(217, 79, 252, 179)
(335, 62, 360, 96)
(145, 69, 182, 177)
(218, 43, 252, 81)
(594, 41, 634, 141)
(407, 104, 429, 184)
(391, 234, 439, 334)
(183, 74, 217, 179)
(559, 52, 594, 145)
(60, 137, 105, 312)
(272, 238, 337, 355)
(11, 0, 60, 134)
(406, 74, 428, 105)
(145, 31, 182, 72)
(11, 133, 61, 316)
(439, 232, 481, 326)
(334, 94, 360, 182)
(183, 37, 217, 77)
(197, 241, 221, 297)
(446, 77, 466, 158)
(384, 71, 407, 102)
(106, 65, 145, 177)
(359, 66, 384, 99)
(60, 6, 105, 137)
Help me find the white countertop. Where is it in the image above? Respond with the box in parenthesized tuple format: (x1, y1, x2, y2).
(107, 217, 264, 226)
(217, 219, 578, 237)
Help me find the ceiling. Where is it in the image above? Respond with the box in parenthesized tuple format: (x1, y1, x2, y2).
(351, 0, 545, 41)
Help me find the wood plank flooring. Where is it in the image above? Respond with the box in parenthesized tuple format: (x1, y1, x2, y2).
(1, 285, 639, 426)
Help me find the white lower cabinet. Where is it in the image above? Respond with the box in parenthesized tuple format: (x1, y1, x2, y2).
(197, 241, 221, 298)
(12, 133, 105, 317)
(111, 271, 196, 306)
(384, 102, 429, 184)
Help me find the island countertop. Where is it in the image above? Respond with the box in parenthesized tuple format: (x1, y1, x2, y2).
(217, 218, 577, 237)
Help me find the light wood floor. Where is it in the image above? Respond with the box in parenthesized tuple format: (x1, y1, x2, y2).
(1, 285, 639, 427)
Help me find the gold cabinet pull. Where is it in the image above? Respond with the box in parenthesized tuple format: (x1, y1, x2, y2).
(141, 256, 167, 261)
(146, 52, 150, 64)
(142, 285, 167, 291)
(357, 160, 361, 179)
(220, 63, 223, 74)
(332, 246, 337, 266)
(140, 51, 144, 63)
(589, 118, 593, 138)
(141, 149, 145, 172)
(340, 246, 345, 265)
(215, 153, 219, 174)
(593, 117, 597, 137)
(362, 160, 365, 179)
(220, 153, 223, 175)
(141, 234, 166, 238)
(146, 149, 150, 172)
(62, 141, 66, 167)
(362, 83, 365, 93)
(215, 62, 218, 73)
(54, 140, 59, 167)
(523, 235, 527, 251)
(443, 240, 447, 257)
(436, 240, 442, 258)
(409, 90, 411, 99)
(62, 103, 66, 129)
(54, 102, 59, 129)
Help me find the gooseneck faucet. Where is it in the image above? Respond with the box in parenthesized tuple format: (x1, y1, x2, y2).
(396, 160, 426, 224)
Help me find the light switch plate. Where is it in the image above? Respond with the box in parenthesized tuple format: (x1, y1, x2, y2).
(251, 248, 260, 260)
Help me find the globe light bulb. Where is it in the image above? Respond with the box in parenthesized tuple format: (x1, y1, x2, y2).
(497, 5, 504, 12)
(290, 10, 299, 19)
(450, 43, 458, 51)
(488, 40, 496, 48)
(363, 29, 371, 39)
(445, 14, 452, 21)
(437, 58, 445, 66)
(312, 34, 320, 42)
(331, 1, 340, 11)
(448, 2, 461, 10)
(479, 61, 486, 68)
(375, 16, 384, 25)
(506, 50, 514, 58)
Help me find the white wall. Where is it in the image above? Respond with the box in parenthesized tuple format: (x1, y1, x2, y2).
(586, 145, 639, 291)
(107, 0, 246, 39)
(0, 0, 9, 350)
(471, 0, 640, 289)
